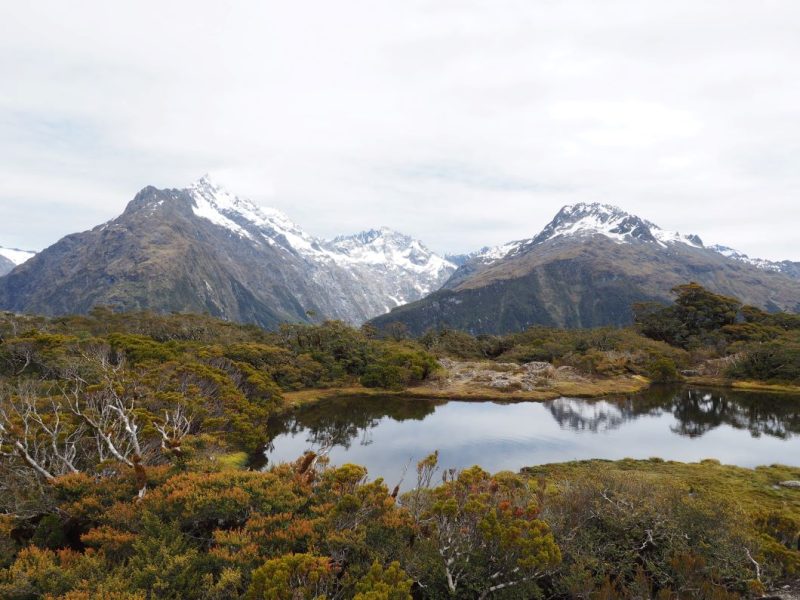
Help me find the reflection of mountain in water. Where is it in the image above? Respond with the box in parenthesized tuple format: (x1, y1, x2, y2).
(547, 387, 800, 439)
(257, 388, 800, 469)
(547, 398, 633, 432)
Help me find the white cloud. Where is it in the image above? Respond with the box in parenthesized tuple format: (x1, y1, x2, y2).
(1, 0, 798, 260)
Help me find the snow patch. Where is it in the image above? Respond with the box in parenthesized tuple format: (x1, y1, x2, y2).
(709, 244, 784, 273)
(325, 226, 455, 277)
(537, 202, 703, 249)
(185, 175, 457, 316)
(0, 246, 36, 265)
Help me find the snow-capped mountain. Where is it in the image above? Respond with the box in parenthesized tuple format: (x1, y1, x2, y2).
(0, 246, 36, 276)
(443, 202, 704, 289)
(188, 176, 327, 256)
(708, 244, 800, 279)
(526, 203, 704, 249)
(372, 202, 800, 335)
(325, 228, 454, 304)
(447, 203, 793, 282)
(448, 241, 526, 267)
(459, 203, 703, 270)
(0, 177, 455, 326)
(185, 175, 455, 316)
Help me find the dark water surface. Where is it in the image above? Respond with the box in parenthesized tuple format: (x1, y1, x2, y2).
(261, 386, 800, 488)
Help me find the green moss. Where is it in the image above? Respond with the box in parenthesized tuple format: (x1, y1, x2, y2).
(215, 452, 249, 470)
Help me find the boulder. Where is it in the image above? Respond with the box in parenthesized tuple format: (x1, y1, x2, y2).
(778, 481, 800, 490)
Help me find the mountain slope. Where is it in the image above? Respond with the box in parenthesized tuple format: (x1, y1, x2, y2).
(370, 203, 800, 335)
(185, 176, 455, 321)
(0, 246, 36, 276)
(0, 177, 454, 326)
(708, 244, 800, 280)
(0, 256, 12, 277)
(324, 228, 454, 311)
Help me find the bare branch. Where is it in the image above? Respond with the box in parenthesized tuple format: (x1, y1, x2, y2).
(744, 547, 761, 582)
(154, 407, 192, 456)
(0, 384, 84, 481)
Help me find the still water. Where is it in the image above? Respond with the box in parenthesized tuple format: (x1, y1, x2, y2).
(261, 386, 800, 488)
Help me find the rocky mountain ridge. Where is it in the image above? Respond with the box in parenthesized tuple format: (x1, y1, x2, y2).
(0, 177, 455, 326)
(370, 202, 800, 334)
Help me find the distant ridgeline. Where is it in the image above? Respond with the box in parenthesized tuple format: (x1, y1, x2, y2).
(0, 246, 35, 276)
(1, 187, 798, 333)
(370, 203, 800, 335)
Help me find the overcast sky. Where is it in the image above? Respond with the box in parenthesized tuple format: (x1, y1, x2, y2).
(1, 0, 799, 259)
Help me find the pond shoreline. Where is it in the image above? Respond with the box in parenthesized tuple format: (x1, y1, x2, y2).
(278, 373, 800, 414)
(264, 384, 800, 488)
(685, 376, 800, 394)
(278, 376, 650, 412)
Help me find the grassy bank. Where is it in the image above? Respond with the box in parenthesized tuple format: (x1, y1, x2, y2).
(279, 373, 652, 411)
(686, 376, 800, 394)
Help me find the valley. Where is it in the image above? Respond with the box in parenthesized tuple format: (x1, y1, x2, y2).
(4, 2, 798, 596)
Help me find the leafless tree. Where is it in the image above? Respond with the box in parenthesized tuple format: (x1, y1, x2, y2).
(62, 350, 152, 498)
(0, 383, 83, 481)
(1, 346, 194, 504)
(154, 406, 193, 457)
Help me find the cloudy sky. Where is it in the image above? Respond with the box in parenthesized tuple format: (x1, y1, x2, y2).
(2, 0, 799, 259)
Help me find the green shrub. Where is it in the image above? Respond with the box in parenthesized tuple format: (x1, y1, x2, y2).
(360, 345, 438, 390)
(728, 341, 800, 383)
(647, 357, 680, 382)
(418, 328, 483, 359)
(541, 469, 761, 597)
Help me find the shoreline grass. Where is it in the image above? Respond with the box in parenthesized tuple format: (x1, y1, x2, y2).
(686, 376, 800, 394)
(278, 374, 652, 412)
(280, 373, 800, 414)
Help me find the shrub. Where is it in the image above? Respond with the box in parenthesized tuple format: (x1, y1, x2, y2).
(647, 357, 680, 382)
(727, 340, 800, 383)
(246, 553, 336, 600)
(360, 345, 438, 390)
(540, 469, 762, 597)
(353, 561, 413, 600)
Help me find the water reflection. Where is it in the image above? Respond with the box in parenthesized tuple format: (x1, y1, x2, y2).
(260, 387, 800, 484)
(546, 387, 800, 439)
(257, 396, 442, 465)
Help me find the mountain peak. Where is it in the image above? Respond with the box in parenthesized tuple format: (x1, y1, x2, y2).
(326, 227, 455, 289)
(0, 246, 36, 276)
(186, 175, 313, 250)
(532, 202, 703, 249)
(184, 179, 455, 292)
(189, 173, 259, 215)
(0, 178, 458, 326)
(332, 226, 412, 246)
(452, 202, 705, 276)
(193, 172, 216, 187)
